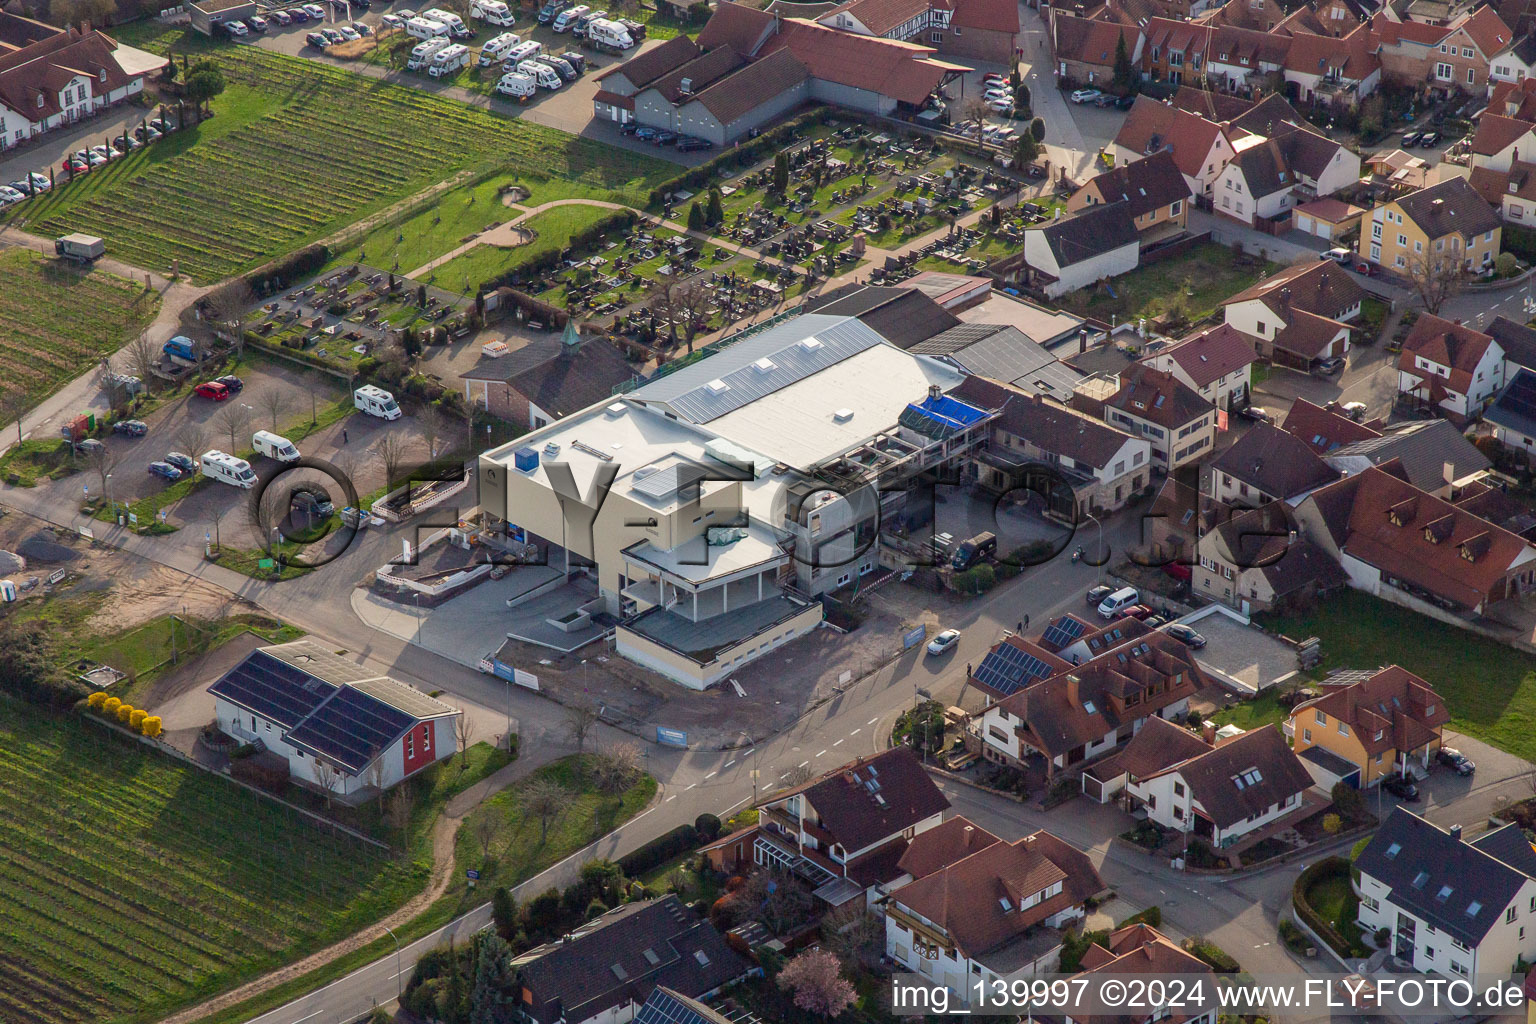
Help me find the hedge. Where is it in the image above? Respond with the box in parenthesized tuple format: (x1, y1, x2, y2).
(1116, 905, 1162, 929)
(1292, 856, 1359, 958)
(1183, 938, 1240, 973)
(645, 107, 835, 207)
(244, 243, 330, 297)
(618, 823, 701, 877)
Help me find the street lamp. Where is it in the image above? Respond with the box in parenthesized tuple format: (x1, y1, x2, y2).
(383, 924, 402, 1002)
(106, 472, 114, 520)
(1083, 511, 1104, 585)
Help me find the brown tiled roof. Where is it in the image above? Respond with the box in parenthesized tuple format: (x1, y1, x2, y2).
(1210, 421, 1340, 499)
(1293, 665, 1449, 757)
(599, 34, 701, 86)
(1149, 726, 1315, 830)
(1054, 15, 1142, 71)
(1397, 312, 1495, 397)
(1169, 85, 1254, 121)
(1259, 535, 1348, 596)
(1160, 324, 1255, 389)
(1448, 3, 1512, 55)
(1370, 9, 1449, 45)
(896, 816, 1001, 879)
(950, 376, 1139, 471)
(1103, 363, 1212, 431)
(1085, 716, 1212, 783)
(1225, 93, 1303, 135)
(1281, 23, 1379, 80)
(758, 746, 949, 852)
(1078, 150, 1192, 219)
(1473, 112, 1536, 158)
(761, 18, 959, 105)
(1113, 95, 1226, 181)
(1281, 396, 1381, 454)
(503, 339, 636, 421)
(1294, 197, 1365, 225)
(645, 45, 746, 102)
(1074, 924, 1213, 1024)
(1206, 501, 1295, 573)
(820, 0, 929, 35)
(592, 89, 635, 111)
(1224, 259, 1366, 323)
(0, 27, 135, 124)
(1396, 177, 1504, 241)
(1034, 201, 1139, 268)
(948, 0, 1020, 33)
(695, 0, 777, 54)
(690, 48, 807, 123)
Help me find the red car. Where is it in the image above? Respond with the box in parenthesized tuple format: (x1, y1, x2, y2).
(1117, 604, 1155, 620)
(194, 381, 230, 401)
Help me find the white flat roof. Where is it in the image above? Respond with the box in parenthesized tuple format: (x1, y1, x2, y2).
(624, 520, 787, 584)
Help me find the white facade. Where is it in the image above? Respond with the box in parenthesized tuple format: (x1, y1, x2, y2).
(1113, 133, 1235, 200)
(1213, 161, 1294, 225)
(0, 70, 144, 151)
(1356, 872, 1536, 979)
(1129, 770, 1302, 847)
(1397, 338, 1506, 418)
(971, 701, 1190, 773)
(1146, 355, 1252, 408)
(884, 895, 1080, 1000)
(1102, 404, 1214, 471)
(1024, 229, 1138, 299)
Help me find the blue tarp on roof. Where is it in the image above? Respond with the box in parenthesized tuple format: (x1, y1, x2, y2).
(898, 394, 988, 439)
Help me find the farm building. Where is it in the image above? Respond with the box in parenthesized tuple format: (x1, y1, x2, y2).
(188, 0, 258, 35)
(208, 641, 461, 800)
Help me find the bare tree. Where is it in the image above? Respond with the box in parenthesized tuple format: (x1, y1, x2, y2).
(819, 900, 884, 967)
(674, 280, 713, 353)
(375, 432, 415, 493)
(454, 713, 476, 768)
(959, 96, 993, 139)
(647, 280, 681, 349)
(214, 402, 253, 453)
(565, 700, 599, 753)
(84, 444, 120, 507)
(592, 741, 642, 799)
(521, 776, 569, 843)
(384, 783, 416, 847)
(0, 391, 25, 447)
(127, 333, 159, 385)
(473, 808, 500, 865)
(257, 387, 292, 433)
(419, 404, 448, 462)
(1405, 252, 1468, 315)
(313, 758, 341, 809)
(97, 360, 127, 412)
(176, 422, 211, 461)
(782, 763, 816, 788)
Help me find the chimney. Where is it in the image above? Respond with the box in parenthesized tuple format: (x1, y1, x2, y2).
(1450, 823, 1463, 841)
(1033, 393, 1044, 405)
(1080, 326, 1090, 354)
(1443, 460, 1456, 486)
(1202, 722, 1216, 744)
(1066, 674, 1081, 706)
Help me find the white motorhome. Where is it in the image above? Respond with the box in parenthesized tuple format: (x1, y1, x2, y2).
(406, 35, 451, 68)
(470, 0, 515, 23)
(479, 31, 520, 64)
(496, 70, 537, 99)
(421, 7, 471, 36)
(551, 3, 588, 31)
(252, 430, 300, 462)
(503, 39, 541, 65)
(354, 385, 402, 420)
(429, 43, 470, 75)
(201, 450, 258, 489)
(518, 58, 562, 89)
(584, 17, 632, 50)
(405, 16, 450, 40)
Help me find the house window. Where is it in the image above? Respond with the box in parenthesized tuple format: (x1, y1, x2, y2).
(1338, 722, 1349, 736)
(1372, 223, 1381, 239)
(1170, 200, 1182, 216)
(1397, 234, 1408, 247)
(1436, 62, 1452, 79)
(1315, 710, 1326, 725)
(1303, 728, 1312, 742)
(1370, 244, 1381, 261)
(407, 733, 415, 758)
(1174, 781, 1185, 797)
(1462, 46, 1474, 57)
(1509, 906, 1519, 923)
(423, 727, 431, 752)
(1468, 67, 1476, 84)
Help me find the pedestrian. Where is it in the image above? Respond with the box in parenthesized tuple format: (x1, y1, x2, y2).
(966, 663, 973, 677)
(343, 428, 349, 444)
(1024, 613, 1030, 629)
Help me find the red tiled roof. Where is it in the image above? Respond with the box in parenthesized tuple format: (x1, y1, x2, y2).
(1447, 3, 1511, 56)
(1113, 95, 1226, 181)
(1472, 112, 1536, 157)
(592, 89, 635, 110)
(1371, 10, 1449, 46)
(757, 746, 949, 852)
(1397, 312, 1494, 397)
(1078, 150, 1192, 219)
(1103, 363, 1212, 431)
(1159, 323, 1255, 389)
(1084, 717, 1212, 783)
(1145, 727, 1315, 830)
(1281, 396, 1381, 454)
(1294, 197, 1365, 224)
(818, 0, 929, 35)
(696, 0, 778, 54)
(895, 816, 1001, 879)
(759, 18, 962, 105)
(1054, 15, 1142, 71)
(0, 27, 135, 124)
(1292, 665, 1449, 758)
(948, 0, 1019, 33)
(1281, 23, 1379, 80)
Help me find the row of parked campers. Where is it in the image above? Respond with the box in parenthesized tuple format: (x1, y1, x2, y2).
(199, 389, 399, 489)
(404, 8, 470, 41)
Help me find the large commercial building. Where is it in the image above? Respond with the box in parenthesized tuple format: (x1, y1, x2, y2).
(477, 313, 994, 688)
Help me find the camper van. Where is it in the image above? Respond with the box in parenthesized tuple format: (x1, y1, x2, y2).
(551, 3, 588, 31)
(200, 450, 258, 489)
(421, 7, 471, 36)
(584, 17, 632, 50)
(354, 385, 402, 420)
(479, 31, 520, 65)
(406, 35, 451, 68)
(536, 53, 577, 80)
(405, 16, 450, 40)
(469, 0, 515, 24)
(429, 43, 471, 75)
(503, 39, 541, 65)
(518, 59, 562, 89)
(495, 70, 536, 99)
(252, 430, 300, 462)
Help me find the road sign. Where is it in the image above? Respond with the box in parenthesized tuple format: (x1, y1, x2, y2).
(466, 869, 480, 880)
(902, 624, 927, 649)
(128, 512, 138, 525)
(258, 558, 275, 570)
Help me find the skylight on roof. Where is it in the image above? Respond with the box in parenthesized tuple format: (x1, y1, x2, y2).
(1437, 885, 1454, 902)
(1084, 700, 1098, 714)
(999, 897, 1013, 911)
(1412, 871, 1430, 889)
(1385, 842, 1401, 859)
(1467, 900, 1483, 917)
(695, 950, 711, 966)
(706, 379, 730, 394)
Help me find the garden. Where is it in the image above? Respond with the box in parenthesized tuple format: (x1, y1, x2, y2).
(1057, 243, 1279, 329)
(19, 25, 669, 284)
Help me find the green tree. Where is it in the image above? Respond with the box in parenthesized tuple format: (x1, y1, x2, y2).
(707, 188, 724, 226)
(523, 888, 563, 935)
(162, 60, 179, 84)
(1030, 117, 1046, 142)
(469, 932, 514, 1024)
(183, 61, 226, 116)
(687, 201, 706, 232)
(772, 151, 790, 195)
(491, 886, 517, 939)
(1113, 34, 1137, 96)
(1014, 131, 1040, 167)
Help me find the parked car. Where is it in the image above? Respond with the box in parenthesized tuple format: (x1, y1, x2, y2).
(559, 50, 586, 71)
(1115, 94, 1135, 109)
(74, 438, 106, 455)
(1383, 774, 1420, 800)
(620, 121, 640, 135)
(1093, 92, 1118, 107)
(653, 130, 678, 146)
(1161, 623, 1206, 648)
(224, 19, 249, 35)
(270, 8, 292, 24)
(1313, 355, 1346, 376)
(1236, 405, 1272, 423)
(290, 485, 335, 520)
(926, 628, 961, 656)
(215, 374, 245, 392)
(1116, 603, 1155, 620)
(23, 172, 49, 192)
(354, 21, 373, 34)
(1436, 747, 1476, 775)
(194, 381, 231, 401)
(675, 136, 713, 151)
(1087, 584, 1116, 607)
(333, 26, 357, 41)
(635, 126, 659, 140)
(164, 451, 197, 475)
(303, 2, 327, 17)
(1070, 89, 1102, 103)
(136, 124, 163, 143)
(982, 71, 1006, 83)
(112, 419, 147, 437)
(986, 98, 1013, 113)
(0, 185, 24, 206)
(1321, 247, 1352, 264)
(286, 6, 309, 20)
(306, 31, 329, 46)
(148, 461, 182, 481)
(248, 13, 269, 29)
(1419, 131, 1440, 147)
(1142, 614, 1168, 628)
(381, 12, 403, 26)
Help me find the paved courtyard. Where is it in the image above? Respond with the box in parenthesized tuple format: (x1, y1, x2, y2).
(1188, 610, 1302, 695)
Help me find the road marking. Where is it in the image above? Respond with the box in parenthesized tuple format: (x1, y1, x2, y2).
(816, 750, 827, 757)
(850, 728, 861, 736)
(723, 759, 735, 768)
(665, 794, 676, 802)
(868, 717, 879, 725)
(293, 1012, 324, 1024)
(798, 760, 809, 768)
(686, 783, 697, 790)
(705, 771, 718, 779)
(780, 771, 791, 779)
(833, 739, 844, 746)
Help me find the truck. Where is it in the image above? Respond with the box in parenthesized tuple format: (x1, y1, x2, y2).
(495, 70, 537, 99)
(163, 335, 198, 361)
(951, 531, 997, 571)
(518, 58, 562, 90)
(200, 450, 258, 489)
(405, 15, 450, 40)
(354, 384, 401, 420)
(421, 7, 472, 36)
(252, 430, 300, 462)
(428, 43, 471, 75)
(583, 17, 632, 51)
(479, 30, 520, 65)
(407, 35, 452, 68)
(55, 233, 105, 263)
(470, 0, 516, 24)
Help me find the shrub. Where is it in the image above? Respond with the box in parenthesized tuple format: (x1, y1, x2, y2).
(1184, 937, 1240, 973)
(1059, 928, 1111, 971)
(585, 899, 609, 920)
(694, 813, 722, 841)
(142, 716, 163, 738)
(115, 703, 135, 724)
(522, 887, 564, 935)
(129, 709, 148, 731)
(0, 620, 86, 709)
(1349, 836, 1371, 862)
(103, 696, 122, 716)
(1331, 780, 1365, 821)
(87, 691, 108, 709)
(618, 823, 700, 877)
(1322, 813, 1342, 834)
(1293, 856, 1365, 958)
(492, 886, 517, 939)
(1117, 905, 1162, 929)
(243, 243, 329, 297)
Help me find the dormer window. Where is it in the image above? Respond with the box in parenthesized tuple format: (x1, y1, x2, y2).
(36, 94, 43, 108)
(99, 69, 106, 82)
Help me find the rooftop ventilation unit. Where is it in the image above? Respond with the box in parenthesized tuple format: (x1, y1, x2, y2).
(604, 402, 625, 418)
(798, 337, 824, 352)
(753, 357, 776, 373)
(706, 378, 730, 393)
(833, 408, 854, 422)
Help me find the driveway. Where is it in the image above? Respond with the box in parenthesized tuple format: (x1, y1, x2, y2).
(1250, 338, 1401, 424)
(0, 105, 153, 188)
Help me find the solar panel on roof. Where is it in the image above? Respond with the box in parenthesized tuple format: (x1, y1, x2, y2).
(1041, 617, 1088, 650)
(972, 644, 1055, 696)
(635, 989, 721, 1024)
(208, 651, 337, 729)
(284, 685, 415, 774)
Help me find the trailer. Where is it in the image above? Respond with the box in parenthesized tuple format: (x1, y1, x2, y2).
(405, 15, 450, 40)
(518, 58, 562, 89)
(584, 17, 632, 51)
(55, 233, 105, 263)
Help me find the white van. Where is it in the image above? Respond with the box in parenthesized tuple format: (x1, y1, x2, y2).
(201, 450, 258, 489)
(405, 15, 450, 40)
(551, 3, 588, 31)
(584, 17, 632, 50)
(252, 430, 300, 462)
(518, 58, 562, 89)
(354, 385, 402, 420)
(470, 0, 516, 24)
(1096, 586, 1141, 619)
(407, 35, 451, 68)
(421, 7, 472, 36)
(479, 31, 520, 65)
(496, 70, 537, 99)
(429, 43, 470, 75)
(503, 39, 541, 66)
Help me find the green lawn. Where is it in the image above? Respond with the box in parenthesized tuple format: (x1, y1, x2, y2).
(1058, 243, 1278, 325)
(0, 694, 483, 1024)
(0, 438, 81, 487)
(0, 249, 160, 413)
(1257, 589, 1536, 761)
(1209, 691, 1290, 732)
(1304, 869, 1365, 951)
(423, 203, 621, 293)
(18, 26, 669, 284)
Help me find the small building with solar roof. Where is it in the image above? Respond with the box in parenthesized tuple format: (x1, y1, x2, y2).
(208, 640, 462, 799)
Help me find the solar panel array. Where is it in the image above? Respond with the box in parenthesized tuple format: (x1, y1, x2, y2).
(208, 650, 336, 729)
(1040, 616, 1088, 650)
(284, 684, 414, 773)
(635, 988, 726, 1024)
(972, 643, 1055, 697)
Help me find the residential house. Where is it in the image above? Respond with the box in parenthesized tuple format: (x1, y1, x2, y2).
(1293, 197, 1369, 241)
(1489, 313, 1536, 373)
(1198, 0, 1287, 33)
(1221, 259, 1365, 370)
(1288, 664, 1449, 788)
(1324, 419, 1492, 494)
(1469, 112, 1536, 173)
(1360, 177, 1503, 278)
(1051, 14, 1143, 86)
(966, 629, 1202, 774)
(1111, 95, 1236, 199)
(951, 376, 1153, 516)
(1074, 363, 1216, 471)
(1282, 395, 1383, 454)
(1169, 84, 1258, 120)
(884, 825, 1105, 998)
(1067, 150, 1192, 239)
(1396, 312, 1507, 421)
(1140, 475, 1236, 567)
(1207, 421, 1340, 507)
(461, 331, 635, 429)
(1293, 464, 1536, 615)
(1355, 809, 1536, 977)
(1490, 32, 1536, 86)
(1080, 714, 1213, 804)
(1144, 322, 1256, 409)
(1201, 24, 1293, 94)
(1486, 366, 1536, 462)
(511, 895, 753, 1024)
(1468, 158, 1536, 223)
(208, 641, 462, 798)
(1281, 23, 1382, 105)
(1021, 201, 1140, 299)
(1372, 12, 1453, 88)
(1194, 501, 1348, 611)
(1427, 4, 1512, 93)
(752, 747, 950, 900)
(1212, 126, 1362, 229)
(1069, 923, 1216, 1023)
(1042, 614, 1159, 667)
